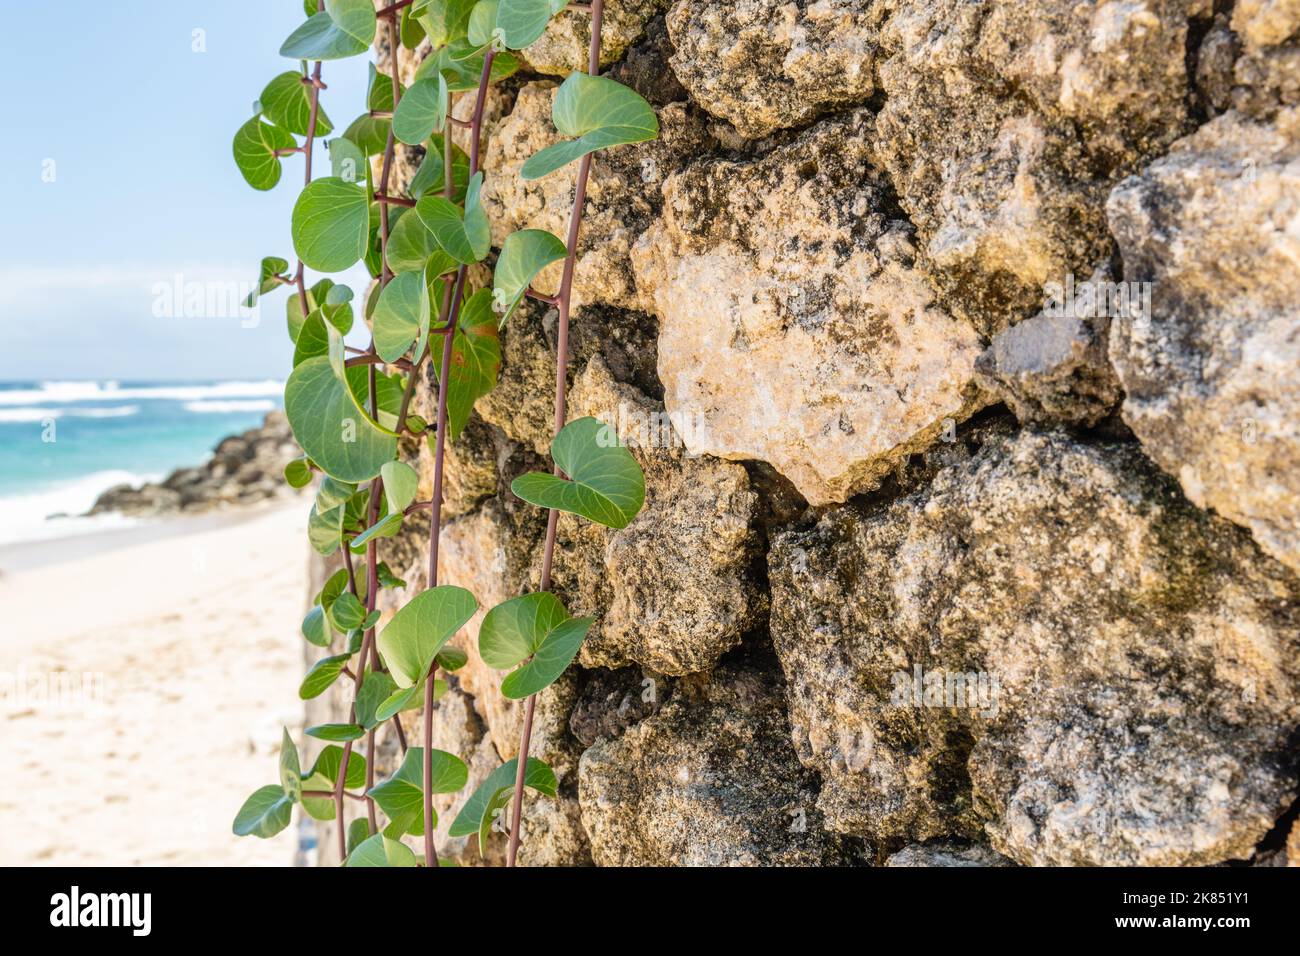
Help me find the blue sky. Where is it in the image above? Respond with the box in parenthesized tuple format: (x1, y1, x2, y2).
(0, 1, 374, 381)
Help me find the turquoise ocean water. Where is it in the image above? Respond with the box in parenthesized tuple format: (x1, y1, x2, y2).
(0, 380, 284, 545)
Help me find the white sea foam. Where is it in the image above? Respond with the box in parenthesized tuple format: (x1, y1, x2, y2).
(0, 469, 161, 546)
(0, 405, 143, 423)
(0, 380, 283, 407)
(182, 399, 276, 414)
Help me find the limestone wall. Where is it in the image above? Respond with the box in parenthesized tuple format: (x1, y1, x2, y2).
(312, 0, 1300, 866)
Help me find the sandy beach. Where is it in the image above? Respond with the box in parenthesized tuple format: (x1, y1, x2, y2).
(0, 503, 308, 866)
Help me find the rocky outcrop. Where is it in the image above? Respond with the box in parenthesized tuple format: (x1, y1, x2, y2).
(1107, 107, 1300, 573)
(634, 111, 987, 505)
(770, 429, 1300, 866)
(578, 653, 859, 865)
(90, 410, 300, 516)
(300, 2, 1300, 868)
(870, 0, 1196, 331)
(665, 0, 880, 138)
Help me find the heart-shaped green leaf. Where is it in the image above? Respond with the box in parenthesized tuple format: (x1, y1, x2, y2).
(284, 329, 398, 482)
(233, 115, 296, 191)
(349, 512, 403, 551)
(376, 586, 478, 687)
(493, 229, 567, 326)
(448, 757, 557, 837)
(299, 653, 352, 699)
(280, 0, 377, 60)
(414, 0, 477, 47)
(301, 604, 330, 646)
(373, 270, 431, 362)
(409, 135, 470, 200)
(245, 255, 290, 307)
(511, 416, 645, 528)
(522, 72, 658, 181)
(316, 476, 357, 513)
(393, 75, 449, 146)
(346, 833, 418, 867)
(414, 40, 518, 92)
(307, 502, 344, 555)
(344, 111, 390, 155)
(287, 277, 335, 342)
(260, 71, 334, 136)
(401, 4, 427, 48)
(284, 458, 313, 488)
(497, 0, 567, 50)
(354, 671, 397, 730)
(279, 728, 302, 802)
(414, 171, 491, 264)
(328, 136, 368, 185)
(330, 590, 367, 630)
(433, 289, 500, 441)
(232, 785, 293, 838)
(368, 747, 468, 838)
(382, 460, 420, 514)
(300, 746, 368, 821)
(479, 591, 591, 699)
(292, 176, 370, 272)
(436, 646, 469, 672)
(467, 0, 501, 47)
(305, 722, 365, 742)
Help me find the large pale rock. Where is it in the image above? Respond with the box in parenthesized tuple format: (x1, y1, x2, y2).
(664, 0, 878, 138)
(1107, 107, 1300, 573)
(578, 654, 857, 865)
(517, 0, 670, 76)
(549, 358, 765, 675)
(634, 111, 985, 505)
(482, 83, 714, 315)
(769, 429, 1300, 866)
(871, 0, 1195, 330)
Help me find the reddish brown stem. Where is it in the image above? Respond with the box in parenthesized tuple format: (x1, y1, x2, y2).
(507, 0, 606, 868)
(421, 49, 496, 871)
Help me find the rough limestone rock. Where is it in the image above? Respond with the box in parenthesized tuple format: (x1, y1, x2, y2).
(975, 263, 1122, 426)
(634, 111, 986, 505)
(1107, 107, 1300, 573)
(664, 0, 879, 138)
(482, 83, 714, 316)
(517, 0, 670, 76)
(886, 841, 1014, 867)
(870, 0, 1195, 330)
(1233, 0, 1300, 51)
(770, 429, 1300, 866)
(579, 654, 855, 865)
(545, 359, 764, 675)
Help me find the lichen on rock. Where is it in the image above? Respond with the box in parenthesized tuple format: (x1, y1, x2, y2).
(634, 110, 986, 506)
(769, 429, 1300, 866)
(1107, 106, 1300, 573)
(664, 0, 880, 138)
(578, 652, 859, 865)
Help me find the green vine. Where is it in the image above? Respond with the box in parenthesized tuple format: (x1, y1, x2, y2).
(231, 0, 657, 867)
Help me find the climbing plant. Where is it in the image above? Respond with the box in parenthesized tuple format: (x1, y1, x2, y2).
(231, 0, 656, 867)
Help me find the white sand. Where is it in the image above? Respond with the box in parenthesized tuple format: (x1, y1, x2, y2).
(0, 504, 309, 866)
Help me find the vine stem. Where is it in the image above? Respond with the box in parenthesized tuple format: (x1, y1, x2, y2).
(506, 0, 605, 868)
(416, 45, 497, 871)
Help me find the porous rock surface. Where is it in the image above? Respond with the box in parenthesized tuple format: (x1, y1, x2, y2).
(300, 2, 1300, 867)
(1107, 106, 1300, 573)
(634, 111, 987, 505)
(769, 430, 1300, 866)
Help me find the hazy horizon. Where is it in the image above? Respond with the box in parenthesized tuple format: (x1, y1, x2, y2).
(0, 0, 373, 382)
